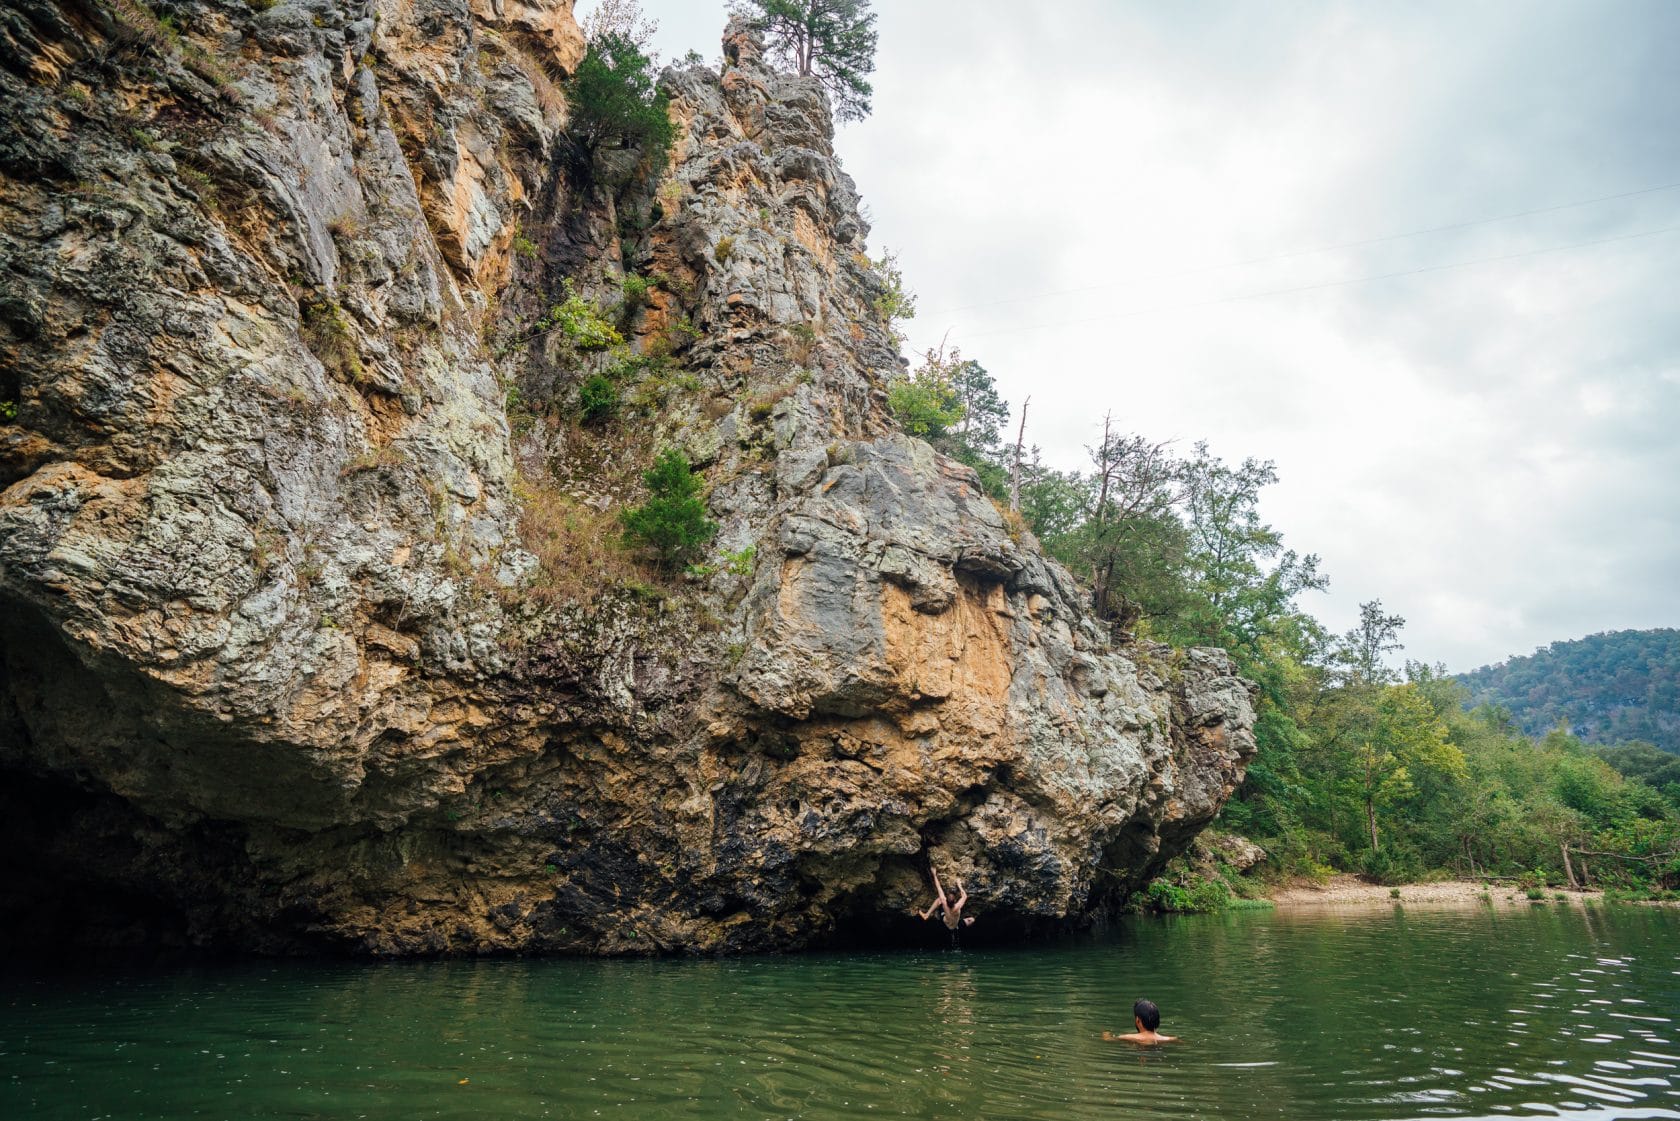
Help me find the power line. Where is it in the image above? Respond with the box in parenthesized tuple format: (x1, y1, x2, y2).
(923, 180, 1680, 318)
(957, 224, 1680, 341)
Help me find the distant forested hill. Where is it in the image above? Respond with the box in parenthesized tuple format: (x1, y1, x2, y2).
(1456, 629, 1680, 753)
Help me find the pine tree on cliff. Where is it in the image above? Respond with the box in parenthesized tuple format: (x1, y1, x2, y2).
(620, 448, 717, 570)
(731, 0, 879, 122)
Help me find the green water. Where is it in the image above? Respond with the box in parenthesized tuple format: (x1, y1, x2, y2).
(3, 905, 1677, 1120)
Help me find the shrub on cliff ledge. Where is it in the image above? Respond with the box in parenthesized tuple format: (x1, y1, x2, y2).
(887, 345, 965, 439)
(863, 248, 915, 335)
(577, 373, 619, 425)
(564, 31, 674, 183)
(621, 449, 717, 570)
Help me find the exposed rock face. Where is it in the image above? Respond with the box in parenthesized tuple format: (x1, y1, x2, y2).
(0, 4, 1254, 954)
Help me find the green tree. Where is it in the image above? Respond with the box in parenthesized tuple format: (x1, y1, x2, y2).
(920, 357, 1010, 497)
(1017, 453, 1089, 556)
(1220, 615, 1332, 871)
(732, 0, 879, 122)
(866, 248, 916, 338)
(1078, 422, 1186, 632)
(1314, 612, 1453, 858)
(1172, 442, 1326, 662)
(946, 359, 1010, 464)
(1338, 599, 1406, 685)
(565, 30, 675, 181)
(1322, 682, 1464, 857)
(887, 346, 965, 439)
(620, 448, 717, 570)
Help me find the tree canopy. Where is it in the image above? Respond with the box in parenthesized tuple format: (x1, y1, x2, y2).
(731, 0, 879, 122)
(886, 345, 965, 441)
(997, 409, 1679, 892)
(1456, 629, 1680, 752)
(565, 23, 674, 184)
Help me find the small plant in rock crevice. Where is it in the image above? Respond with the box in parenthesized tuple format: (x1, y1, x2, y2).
(620, 448, 716, 571)
(577, 373, 619, 425)
(300, 298, 365, 383)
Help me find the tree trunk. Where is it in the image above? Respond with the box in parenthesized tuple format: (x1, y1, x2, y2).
(1561, 844, 1578, 890)
(1364, 748, 1379, 852)
(1009, 396, 1029, 512)
(1094, 411, 1113, 523)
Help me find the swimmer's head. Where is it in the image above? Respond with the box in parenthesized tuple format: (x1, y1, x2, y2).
(1133, 999, 1161, 1031)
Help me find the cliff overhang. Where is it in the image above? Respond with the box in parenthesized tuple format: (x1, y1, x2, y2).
(0, 1, 1255, 955)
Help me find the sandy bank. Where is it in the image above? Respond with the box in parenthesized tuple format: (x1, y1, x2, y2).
(1267, 874, 1603, 909)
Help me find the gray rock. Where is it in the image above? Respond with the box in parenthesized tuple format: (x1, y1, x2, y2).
(0, 7, 1254, 956)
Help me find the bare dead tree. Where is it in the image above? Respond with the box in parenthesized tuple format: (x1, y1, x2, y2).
(1009, 396, 1030, 512)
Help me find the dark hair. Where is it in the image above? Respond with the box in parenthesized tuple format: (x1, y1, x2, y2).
(1133, 999, 1161, 1031)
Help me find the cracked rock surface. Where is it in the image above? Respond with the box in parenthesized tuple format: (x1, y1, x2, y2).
(0, 4, 1254, 955)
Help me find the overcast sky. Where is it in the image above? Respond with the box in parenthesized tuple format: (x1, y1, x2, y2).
(607, 0, 1680, 673)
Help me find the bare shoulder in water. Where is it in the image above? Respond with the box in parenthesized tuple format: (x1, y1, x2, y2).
(1105, 999, 1177, 1045)
(1103, 1030, 1179, 1045)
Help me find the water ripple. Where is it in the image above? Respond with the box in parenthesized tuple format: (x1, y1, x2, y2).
(0, 907, 1677, 1120)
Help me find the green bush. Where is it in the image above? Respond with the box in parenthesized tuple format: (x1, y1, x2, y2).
(578, 373, 618, 424)
(887, 345, 968, 439)
(1142, 874, 1230, 914)
(886, 379, 962, 439)
(724, 544, 756, 576)
(540, 280, 622, 351)
(300, 298, 365, 384)
(621, 448, 717, 570)
(1226, 898, 1275, 911)
(864, 248, 915, 329)
(1357, 845, 1423, 885)
(564, 32, 674, 183)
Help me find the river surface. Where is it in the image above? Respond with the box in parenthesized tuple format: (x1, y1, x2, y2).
(2, 903, 1677, 1120)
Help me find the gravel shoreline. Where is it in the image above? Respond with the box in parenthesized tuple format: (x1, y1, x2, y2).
(1267, 874, 1603, 908)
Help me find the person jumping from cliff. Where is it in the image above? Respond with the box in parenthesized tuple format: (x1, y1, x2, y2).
(1104, 999, 1176, 1045)
(919, 865, 974, 930)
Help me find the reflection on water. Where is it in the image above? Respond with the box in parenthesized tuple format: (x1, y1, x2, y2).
(1, 905, 1676, 1120)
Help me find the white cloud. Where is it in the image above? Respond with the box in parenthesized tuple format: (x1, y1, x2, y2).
(633, 0, 1680, 671)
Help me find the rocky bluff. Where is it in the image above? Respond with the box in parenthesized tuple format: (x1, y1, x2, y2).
(0, 0, 1254, 954)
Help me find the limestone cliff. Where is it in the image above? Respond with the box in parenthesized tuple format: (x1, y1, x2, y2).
(0, 2, 1255, 954)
